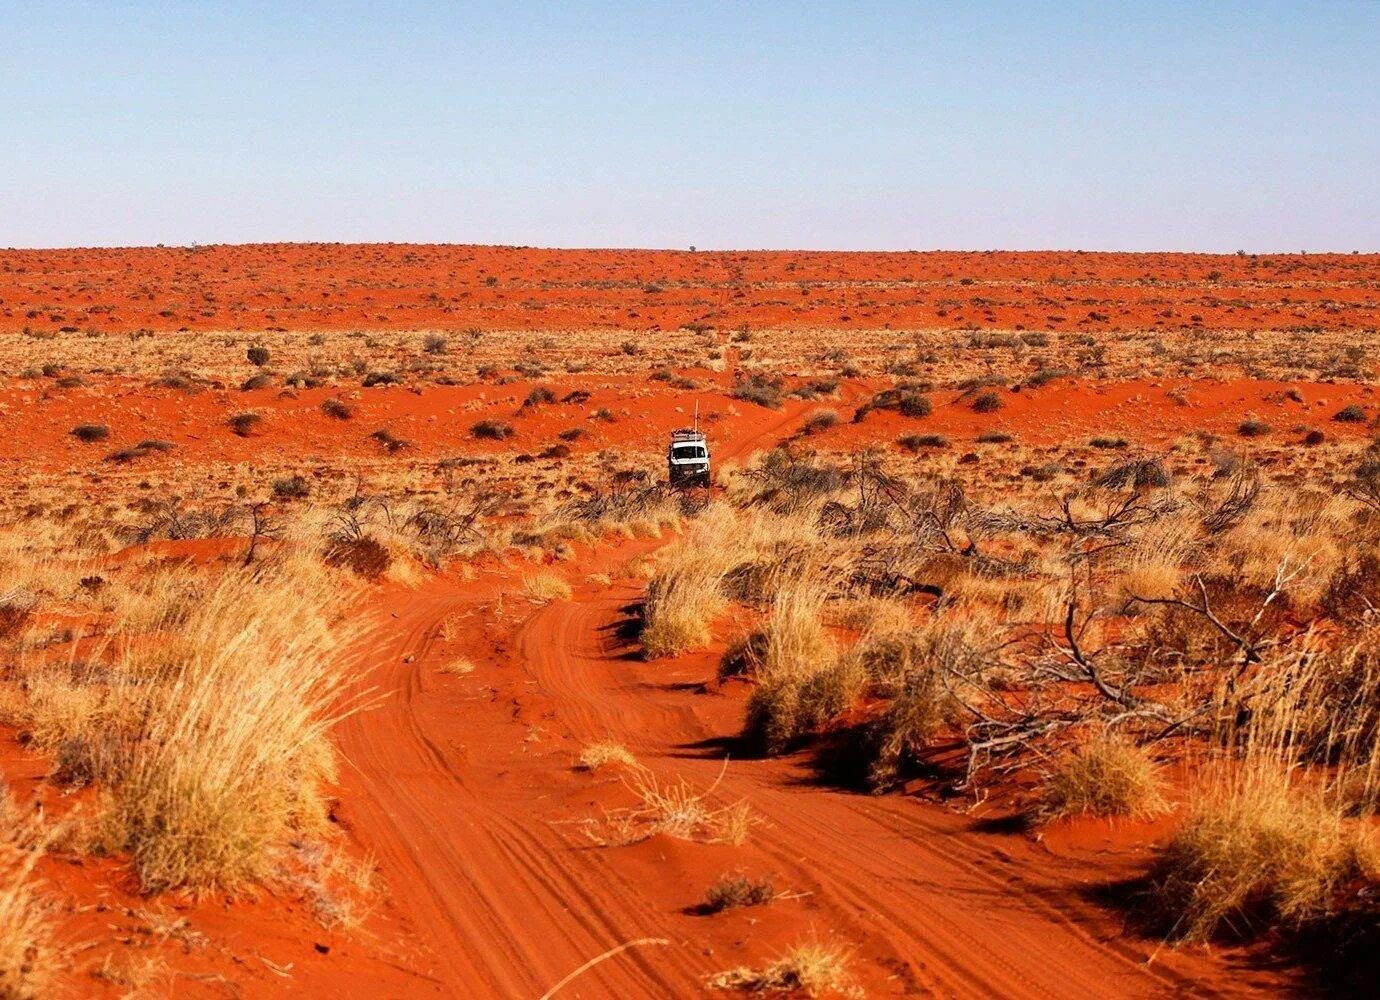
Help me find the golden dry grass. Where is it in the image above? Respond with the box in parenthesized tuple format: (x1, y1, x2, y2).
(1033, 736, 1167, 823)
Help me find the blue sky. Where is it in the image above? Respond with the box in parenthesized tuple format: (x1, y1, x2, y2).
(4, 2, 1377, 250)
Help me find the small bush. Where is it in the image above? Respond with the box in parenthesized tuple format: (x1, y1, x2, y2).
(1032, 737, 1166, 823)
(423, 333, 448, 355)
(1304, 429, 1326, 446)
(369, 428, 412, 453)
(272, 475, 311, 500)
(976, 430, 1013, 444)
(246, 345, 270, 366)
(1334, 404, 1367, 423)
(896, 393, 931, 418)
(800, 410, 839, 436)
(320, 398, 355, 420)
(971, 390, 1003, 413)
(523, 572, 572, 603)
(1147, 773, 1371, 942)
(703, 873, 775, 913)
(70, 423, 109, 443)
(521, 386, 556, 409)
(1238, 418, 1271, 437)
(575, 742, 636, 772)
(471, 419, 515, 440)
(227, 412, 262, 437)
(898, 433, 948, 451)
(361, 371, 399, 387)
(709, 939, 851, 996)
(732, 374, 784, 409)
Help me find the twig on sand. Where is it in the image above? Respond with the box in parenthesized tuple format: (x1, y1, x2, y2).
(538, 937, 671, 999)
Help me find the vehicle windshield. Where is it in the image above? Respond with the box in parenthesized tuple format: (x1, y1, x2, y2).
(673, 445, 707, 459)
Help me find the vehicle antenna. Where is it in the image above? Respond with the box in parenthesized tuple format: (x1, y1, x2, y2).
(693, 399, 699, 433)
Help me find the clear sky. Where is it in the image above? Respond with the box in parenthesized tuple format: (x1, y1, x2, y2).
(5, 2, 1378, 251)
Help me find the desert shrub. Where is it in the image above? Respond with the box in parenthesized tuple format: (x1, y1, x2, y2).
(1146, 772, 1372, 942)
(240, 373, 274, 391)
(227, 412, 261, 436)
(523, 572, 572, 603)
(854, 388, 931, 422)
(1021, 462, 1061, 482)
(898, 433, 948, 451)
(320, 397, 354, 420)
(558, 427, 584, 442)
(97, 558, 357, 895)
(324, 536, 392, 579)
(642, 515, 737, 658)
(800, 410, 839, 436)
(575, 742, 636, 772)
(1090, 436, 1128, 449)
(702, 873, 774, 913)
(732, 374, 784, 409)
(1321, 555, 1380, 626)
(1237, 417, 1271, 437)
(1094, 458, 1171, 491)
(361, 371, 399, 387)
(1334, 404, 1367, 423)
(1032, 737, 1165, 823)
(423, 333, 448, 355)
(69, 423, 109, 443)
(471, 419, 514, 440)
(1025, 366, 1069, 387)
(369, 428, 412, 453)
(976, 430, 1012, 444)
(709, 939, 851, 996)
(521, 386, 556, 409)
(859, 619, 990, 789)
(246, 345, 270, 366)
(272, 475, 311, 500)
(898, 392, 933, 418)
(1303, 429, 1326, 445)
(971, 390, 1002, 413)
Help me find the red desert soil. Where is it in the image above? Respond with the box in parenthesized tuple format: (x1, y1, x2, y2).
(3, 375, 1373, 478)
(2, 244, 1378, 334)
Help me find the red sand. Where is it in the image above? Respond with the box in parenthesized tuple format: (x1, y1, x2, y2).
(3, 244, 1378, 333)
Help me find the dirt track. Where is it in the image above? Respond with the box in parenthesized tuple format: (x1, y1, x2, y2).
(327, 395, 1284, 998)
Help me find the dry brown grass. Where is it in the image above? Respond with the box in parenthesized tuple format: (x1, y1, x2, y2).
(1032, 736, 1166, 823)
(87, 550, 360, 895)
(1147, 765, 1376, 942)
(0, 792, 59, 1000)
(586, 762, 752, 846)
(709, 938, 855, 996)
(575, 741, 636, 772)
(522, 571, 573, 603)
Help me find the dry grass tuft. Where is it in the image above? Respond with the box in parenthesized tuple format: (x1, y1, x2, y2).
(0, 793, 59, 1000)
(702, 872, 775, 913)
(586, 763, 752, 846)
(94, 553, 360, 895)
(1147, 767, 1375, 942)
(576, 741, 636, 772)
(1032, 736, 1167, 823)
(523, 572, 573, 603)
(709, 938, 855, 996)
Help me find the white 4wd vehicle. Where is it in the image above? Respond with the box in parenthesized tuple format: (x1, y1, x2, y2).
(667, 428, 710, 487)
